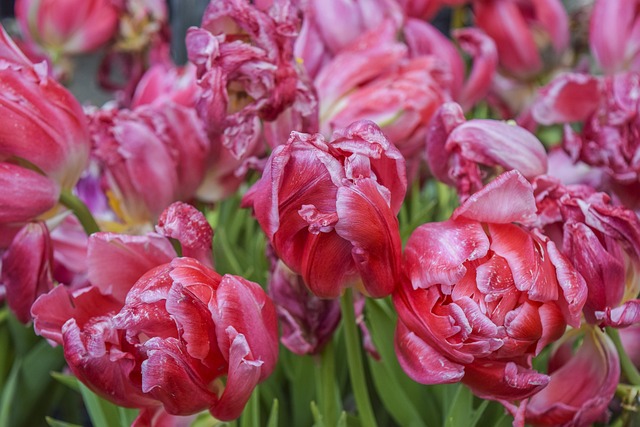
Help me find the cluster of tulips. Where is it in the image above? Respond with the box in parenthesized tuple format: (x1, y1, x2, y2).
(2, 0, 640, 426)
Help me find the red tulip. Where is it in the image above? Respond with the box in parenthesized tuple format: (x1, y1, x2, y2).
(40, 257, 278, 421)
(243, 120, 406, 298)
(394, 171, 587, 400)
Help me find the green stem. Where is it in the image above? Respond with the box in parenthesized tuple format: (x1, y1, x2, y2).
(315, 340, 339, 426)
(59, 189, 100, 235)
(340, 289, 378, 427)
(607, 327, 640, 386)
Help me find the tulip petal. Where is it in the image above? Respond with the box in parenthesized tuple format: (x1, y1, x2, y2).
(462, 361, 549, 401)
(335, 178, 402, 297)
(531, 73, 602, 125)
(0, 163, 59, 223)
(453, 171, 537, 225)
(404, 218, 489, 289)
(394, 321, 465, 384)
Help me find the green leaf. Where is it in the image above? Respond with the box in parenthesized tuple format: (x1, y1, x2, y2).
(469, 400, 490, 427)
(240, 387, 260, 427)
(46, 416, 83, 427)
(310, 401, 326, 427)
(266, 399, 279, 427)
(365, 298, 435, 426)
(50, 371, 80, 392)
(444, 384, 473, 427)
(78, 382, 129, 427)
(0, 359, 20, 427)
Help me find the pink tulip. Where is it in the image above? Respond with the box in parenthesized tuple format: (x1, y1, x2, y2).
(130, 62, 200, 109)
(186, 0, 317, 158)
(530, 73, 602, 125)
(520, 326, 620, 426)
(427, 102, 548, 201)
(473, 0, 569, 78)
(243, 120, 406, 298)
(15, 0, 119, 56)
(0, 25, 90, 244)
(394, 171, 587, 400)
(87, 101, 209, 226)
(590, 0, 640, 74)
(293, 0, 403, 78)
(403, 19, 498, 111)
(533, 175, 640, 327)
(268, 258, 341, 355)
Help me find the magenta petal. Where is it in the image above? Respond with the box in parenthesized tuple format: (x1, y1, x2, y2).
(394, 321, 465, 384)
(141, 337, 218, 415)
(453, 171, 537, 225)
(454, 28, 498, 111)
(404, 218, 489, 289)
(335, 178, 402, 297)
(426, 102, 466, 186)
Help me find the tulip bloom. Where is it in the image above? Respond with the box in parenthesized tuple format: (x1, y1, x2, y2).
(533, 175, 640, 327)
(243, 120, 406, 298)
(0, 26, 90, 243)
(519, 326, 620, 426)
(590, 0, 640, 74)
(15, 0, 119, 57)
(473, 0, 569, 78)
(394, 171, 587, 400)
(427, 102, 548, 201)
(186, 0, 317, 159)
(404, 19, 498, 111)
(87, 102, 209, 227)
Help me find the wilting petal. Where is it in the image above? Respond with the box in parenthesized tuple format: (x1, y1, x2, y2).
(2, 222, 53, 323)
(531, 73, 602, 125)
(454, 171, 538, 225)
(525, 327, 619, 426)
(394, 322, 465, 384)
(404, 218, 489, 289)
